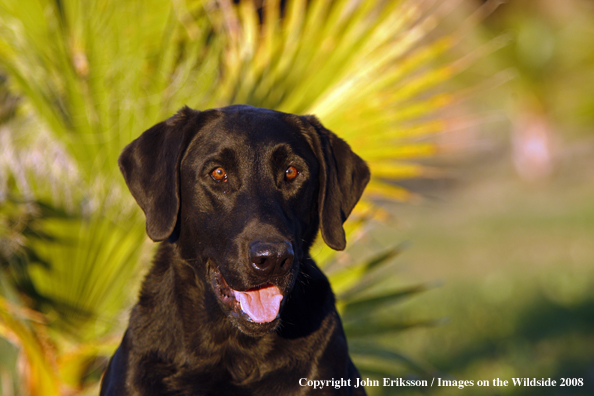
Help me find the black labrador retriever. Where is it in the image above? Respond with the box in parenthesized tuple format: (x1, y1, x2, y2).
(100, 105, 370, 396)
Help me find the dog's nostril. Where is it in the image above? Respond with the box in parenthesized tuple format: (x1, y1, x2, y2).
(280, 257, 292, 270)
(254, 256, 268, 266)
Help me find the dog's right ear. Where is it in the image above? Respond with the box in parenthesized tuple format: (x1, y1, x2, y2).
(118, 106, 202, 242)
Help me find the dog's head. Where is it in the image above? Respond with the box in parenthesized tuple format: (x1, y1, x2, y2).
(119, 105, 369, 336)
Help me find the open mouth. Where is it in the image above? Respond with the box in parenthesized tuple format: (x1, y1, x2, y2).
(210, 265, 284, 324)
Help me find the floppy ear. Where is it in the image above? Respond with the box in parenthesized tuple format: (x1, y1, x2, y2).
(302, 116, 371, 251)
(118, 106, 202, 241)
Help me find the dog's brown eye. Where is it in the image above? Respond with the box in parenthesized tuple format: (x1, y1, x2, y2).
(211, 167, 228, 182)
(285, 166, 298, 181)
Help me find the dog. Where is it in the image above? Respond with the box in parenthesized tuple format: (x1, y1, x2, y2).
(100, 105, 370, 395)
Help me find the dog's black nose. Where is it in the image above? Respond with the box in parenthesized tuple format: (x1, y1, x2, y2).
(249, 241, 294, 277)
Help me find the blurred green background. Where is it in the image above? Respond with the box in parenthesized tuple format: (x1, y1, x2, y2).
(0, 0, 593, 395)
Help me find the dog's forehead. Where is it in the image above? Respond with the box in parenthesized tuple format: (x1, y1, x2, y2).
(221, 107, 304, 143)
(191, 106, 311, 156)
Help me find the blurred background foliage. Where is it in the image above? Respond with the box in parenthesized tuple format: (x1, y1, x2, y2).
(0, 0, 593, 395)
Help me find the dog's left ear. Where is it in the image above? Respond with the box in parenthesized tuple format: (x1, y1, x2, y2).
(302, 116, 370, 251)
(118, 106, 205, 242)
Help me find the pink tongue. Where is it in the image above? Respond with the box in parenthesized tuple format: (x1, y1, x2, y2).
(233, 285, 283, 323)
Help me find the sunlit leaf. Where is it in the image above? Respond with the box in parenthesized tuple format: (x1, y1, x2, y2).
(0, 297, 60, 396)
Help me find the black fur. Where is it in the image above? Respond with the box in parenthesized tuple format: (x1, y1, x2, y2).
(101, 105, 370, 395)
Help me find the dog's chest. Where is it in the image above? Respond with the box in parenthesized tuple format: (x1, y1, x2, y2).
(163, 360, 309, 396)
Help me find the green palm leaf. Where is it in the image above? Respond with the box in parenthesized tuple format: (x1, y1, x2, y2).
(0, 297, 60, 396)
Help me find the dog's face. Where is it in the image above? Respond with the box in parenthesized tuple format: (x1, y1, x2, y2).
(177, 108, 322, 334)
(119, 105, 369, 336)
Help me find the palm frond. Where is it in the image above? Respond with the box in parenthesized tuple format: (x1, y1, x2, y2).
(324, 246, 437, 379)
(0, 297, 60, 396)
